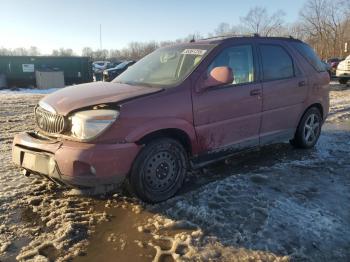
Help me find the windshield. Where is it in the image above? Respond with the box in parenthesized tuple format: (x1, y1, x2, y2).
(112, 44, 214, 87)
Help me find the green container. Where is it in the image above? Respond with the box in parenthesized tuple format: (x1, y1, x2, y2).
(0, 56, 93, 87)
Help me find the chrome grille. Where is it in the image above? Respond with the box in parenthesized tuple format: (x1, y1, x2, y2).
(35, 106, 66, 134)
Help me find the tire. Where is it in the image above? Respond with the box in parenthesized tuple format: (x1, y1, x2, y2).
(128, 138, 188, 203)
(339, 78, 348, 85)
(290, 107, 322, 149)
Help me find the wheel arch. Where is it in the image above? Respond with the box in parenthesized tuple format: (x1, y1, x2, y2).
(135, 128, 193, 155)
(305, 103, 324, 120)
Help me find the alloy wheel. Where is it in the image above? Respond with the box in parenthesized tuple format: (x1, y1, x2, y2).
(303, 113, 320, 144)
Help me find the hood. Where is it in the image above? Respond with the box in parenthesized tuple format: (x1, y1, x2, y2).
(40, 81, 162, 115)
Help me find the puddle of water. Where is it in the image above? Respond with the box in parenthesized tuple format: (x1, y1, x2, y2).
(74, 199, 156, 262)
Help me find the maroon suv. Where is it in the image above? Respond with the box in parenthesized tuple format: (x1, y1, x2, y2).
(12, 36, 330, 202)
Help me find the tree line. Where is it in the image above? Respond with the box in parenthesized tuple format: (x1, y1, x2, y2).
(0, 0, 349, 60)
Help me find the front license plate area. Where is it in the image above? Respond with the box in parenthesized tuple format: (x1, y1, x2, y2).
(21, 151, 51, 175)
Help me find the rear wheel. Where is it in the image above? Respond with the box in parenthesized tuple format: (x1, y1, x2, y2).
(290, 107, 322, 149)
(129, 138, 188, 203)
(339, 78, 348, 84)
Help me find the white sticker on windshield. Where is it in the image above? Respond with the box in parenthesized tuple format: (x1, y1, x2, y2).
(181, 49, 207, 55)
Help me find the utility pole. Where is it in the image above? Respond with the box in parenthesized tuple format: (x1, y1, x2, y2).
(99, 24, 102, 50)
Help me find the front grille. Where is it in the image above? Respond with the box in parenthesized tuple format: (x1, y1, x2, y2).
(35, 106, 66, 134)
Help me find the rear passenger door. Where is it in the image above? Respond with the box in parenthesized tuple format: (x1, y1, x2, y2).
(258, 43, 308, 144)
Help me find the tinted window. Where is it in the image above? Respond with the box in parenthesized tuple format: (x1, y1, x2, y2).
(292, 42, 325, 72)
(208, 45, 254, 85)
(260, 45, 294, 81)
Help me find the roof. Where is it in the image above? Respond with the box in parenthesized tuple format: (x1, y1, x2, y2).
(193, 34, 303, 45)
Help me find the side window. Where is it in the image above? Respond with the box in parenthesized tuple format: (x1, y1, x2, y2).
(292, 42, 326, 72)
(208, 45, 254, 85)
(260, 45, 294, 81)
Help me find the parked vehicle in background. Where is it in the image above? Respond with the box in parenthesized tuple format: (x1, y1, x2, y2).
(103, 60, 136, 82)
(326, 57, 343, 76)
(336, 55, 350, 84)
(322, 61, 332, 78)
(93, 61, 112, 81)
(92, 61, 111, 72)
(12, 36, 329, 203)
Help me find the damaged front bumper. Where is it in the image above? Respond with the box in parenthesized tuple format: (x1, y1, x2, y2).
(12, 132, 140, 188)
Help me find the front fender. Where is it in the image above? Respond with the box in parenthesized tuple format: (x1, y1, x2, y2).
(125, 118, 199, 154)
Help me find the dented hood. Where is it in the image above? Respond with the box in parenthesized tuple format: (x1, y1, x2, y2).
(40, 81, 162, 115)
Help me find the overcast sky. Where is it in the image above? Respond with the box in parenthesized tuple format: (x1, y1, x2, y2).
(0, 0, 306, 54)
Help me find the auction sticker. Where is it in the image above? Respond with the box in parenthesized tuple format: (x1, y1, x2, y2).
(181, 49, 207, 55)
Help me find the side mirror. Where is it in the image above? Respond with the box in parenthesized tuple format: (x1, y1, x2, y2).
(202, 66, 233, 90)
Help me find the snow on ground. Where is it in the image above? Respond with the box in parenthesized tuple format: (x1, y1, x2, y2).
(146, 126, 350, 261)
(328, 81, 350, 122)
(135, 81, 350, 261)
(0, 88, 60, 95)
(0, 81, 349, 262)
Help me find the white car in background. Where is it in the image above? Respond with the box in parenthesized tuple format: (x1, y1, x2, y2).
(336, 55, 350, 84)
(92, 61, 111, 73)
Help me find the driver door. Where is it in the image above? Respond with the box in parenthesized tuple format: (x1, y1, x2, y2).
(192, 44, 263, 153)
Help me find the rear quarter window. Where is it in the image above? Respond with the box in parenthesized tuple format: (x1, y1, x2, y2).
(292, 42, 326, 72)
(260, 44, 295, 81)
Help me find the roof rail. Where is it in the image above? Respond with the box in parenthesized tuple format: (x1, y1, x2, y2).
(198, 33, 260, 41)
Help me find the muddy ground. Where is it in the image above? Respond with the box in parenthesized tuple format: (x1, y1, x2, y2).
(0, 82, 350, 262)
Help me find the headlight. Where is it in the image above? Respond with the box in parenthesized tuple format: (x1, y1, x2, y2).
(70, 109, 119, 140)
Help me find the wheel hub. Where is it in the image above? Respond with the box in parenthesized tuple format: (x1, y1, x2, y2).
(304, 113, 320, 143)
(156, 162, 170, 179)
(144, 151, 179, 192)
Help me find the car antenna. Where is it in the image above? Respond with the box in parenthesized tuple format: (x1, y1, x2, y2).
(190, 35, 196, 43)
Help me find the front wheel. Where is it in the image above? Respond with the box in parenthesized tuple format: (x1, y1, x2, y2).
(128, 138, 188, 203)
(290, 107, 322, 149)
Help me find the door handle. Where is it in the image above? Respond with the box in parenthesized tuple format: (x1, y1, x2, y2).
(298, 81, 306, 87)
(250, 89, 261, 96)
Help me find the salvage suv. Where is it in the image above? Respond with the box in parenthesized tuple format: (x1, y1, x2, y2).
(12, 36, 330, 202)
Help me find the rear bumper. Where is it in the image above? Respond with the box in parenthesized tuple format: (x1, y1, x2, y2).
(12, 132, 140, 187)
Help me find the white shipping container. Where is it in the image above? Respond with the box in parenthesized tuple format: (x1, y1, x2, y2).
(35, 71, 65, 89)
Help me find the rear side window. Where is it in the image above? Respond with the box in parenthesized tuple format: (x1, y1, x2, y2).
(292, 42, 325, 72)
(260, 44, 294, 81)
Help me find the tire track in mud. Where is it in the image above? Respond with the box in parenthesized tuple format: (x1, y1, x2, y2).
(0, 93, 107, 262)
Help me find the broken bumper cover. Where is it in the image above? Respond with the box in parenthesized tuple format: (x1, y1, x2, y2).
(12, 132, 140, 188)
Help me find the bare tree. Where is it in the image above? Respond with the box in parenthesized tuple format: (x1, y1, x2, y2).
(214, 23, 232, 36)
(92, 49, 109, 60)
(300, 0, 349, 58)
(240, 6, 286, 36)
(82, 47, 93, 57)
(0, 48, 11, 55)
(52, 48, 75, 56)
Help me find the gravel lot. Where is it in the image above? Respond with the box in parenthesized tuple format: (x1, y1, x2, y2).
(0, 82, 350, 262)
